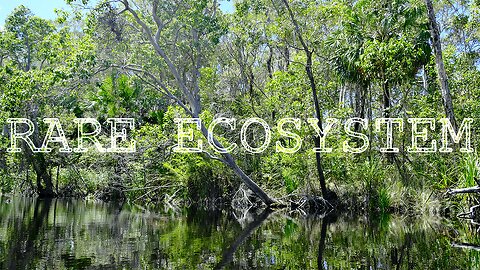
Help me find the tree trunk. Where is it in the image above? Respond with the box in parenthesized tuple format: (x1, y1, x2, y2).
(21, 119, 56, 198)
(447, 186, 480, 195)
(30, 152, 55, 197)
(199, 124, 276, 206)
(56, 164, 60, 194)
(284, 45, 290, 71)
(124, 1, 277, 206)
(267, 44, 273, 79)
(452, 243, 480, 252)
(25, 32, 31, 72)
(425, 0, 457, 131)
(354, 84, 366, 133)
(306, 51, 329, 197)
(281, 0, 332, 199)
(382, 80, 390, 118)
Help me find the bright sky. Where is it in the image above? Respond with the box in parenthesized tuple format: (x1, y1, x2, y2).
(0, 0, 234, 27)
(0, 0, 70, 24)
(220, 0, 234, 13)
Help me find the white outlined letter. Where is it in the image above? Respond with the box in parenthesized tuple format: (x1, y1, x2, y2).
(208, 118, 237, 153)
(343, 118, 369, 153)
(241, 118, 271, 154)
(107, 118, 136, 153)
(73, 118, 106, 153)
(173, 118, 203, 153)
(407, 118, 437, 153)
(308, 118, 338, 153)
(7, 118, 40, 152)
(439, 118, 473, 153)
(375, 118, 403, 153)
(276, 118, 302, 153)
(41, 118, 72, 152)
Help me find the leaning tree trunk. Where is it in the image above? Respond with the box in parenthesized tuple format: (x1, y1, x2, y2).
(122, 0, 277, 206)
(199, 124, 276, 206)
(425, 0, 457, 131)
(307, 53, 330, 198)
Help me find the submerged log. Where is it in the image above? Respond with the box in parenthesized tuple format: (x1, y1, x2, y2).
(447, 186, 480, 195)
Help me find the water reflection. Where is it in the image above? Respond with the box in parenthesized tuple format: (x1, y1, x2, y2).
(317, 217, 328, 270)
(215, 209, 273, 269)
(1, 196, 480, 269)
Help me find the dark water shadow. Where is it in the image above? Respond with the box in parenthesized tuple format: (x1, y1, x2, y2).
(317, 217, 328, 270)
(4, 198, 52, 270)
(316, 212, 338, 270)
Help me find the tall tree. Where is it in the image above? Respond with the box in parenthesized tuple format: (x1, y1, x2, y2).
(80, 0, 277, 206)
(1, 6, 57, 196)
(0, 5, 97, 197)
(425, 0, 457, 130)
(280, 0, 333, 200)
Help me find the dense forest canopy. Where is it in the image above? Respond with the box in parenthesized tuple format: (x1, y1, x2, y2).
(0, 0, 480, 213)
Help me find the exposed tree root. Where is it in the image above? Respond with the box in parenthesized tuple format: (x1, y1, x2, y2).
(231, 184, 337, 214)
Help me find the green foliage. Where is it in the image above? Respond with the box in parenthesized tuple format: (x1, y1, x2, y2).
(462, 154, 479, 188)
(0, 0, 478, 213)
(93, 73, 140, 117)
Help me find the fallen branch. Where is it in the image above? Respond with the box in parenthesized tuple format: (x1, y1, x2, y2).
(452, 242, 480, 251)
(122, 184, 178, 192)
(457, 205, 480, 220)
(447, 186, 480, 195)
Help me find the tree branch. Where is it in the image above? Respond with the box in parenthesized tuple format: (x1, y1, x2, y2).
(121, 0, 196, 108)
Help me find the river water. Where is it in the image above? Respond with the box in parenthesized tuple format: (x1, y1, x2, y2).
(0, 196, 479, 269)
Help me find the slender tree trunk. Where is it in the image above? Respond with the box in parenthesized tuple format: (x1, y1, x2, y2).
(354, 84, 366, 133)
(452, 243, 480, 251)
(266, 44, 276, 121)
(422, 65, 429, 91)
(284, 45, 290, 71)
(56, 164, 60, 194)
(281, 0, 331, 198)
(382, 81, 390, 118)
(381, 72, 394, 163)
(267, 44, 274, 79)
(447, 186, 480, 195)
(307, 57, 329, 197)
(425, 0, 457, 130)
(25, 32, 31, 72)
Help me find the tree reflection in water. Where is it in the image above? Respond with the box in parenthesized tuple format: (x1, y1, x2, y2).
(0, 196, 480, 269)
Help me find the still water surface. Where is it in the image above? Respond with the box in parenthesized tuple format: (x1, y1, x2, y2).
(0, 196, 479, 269)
